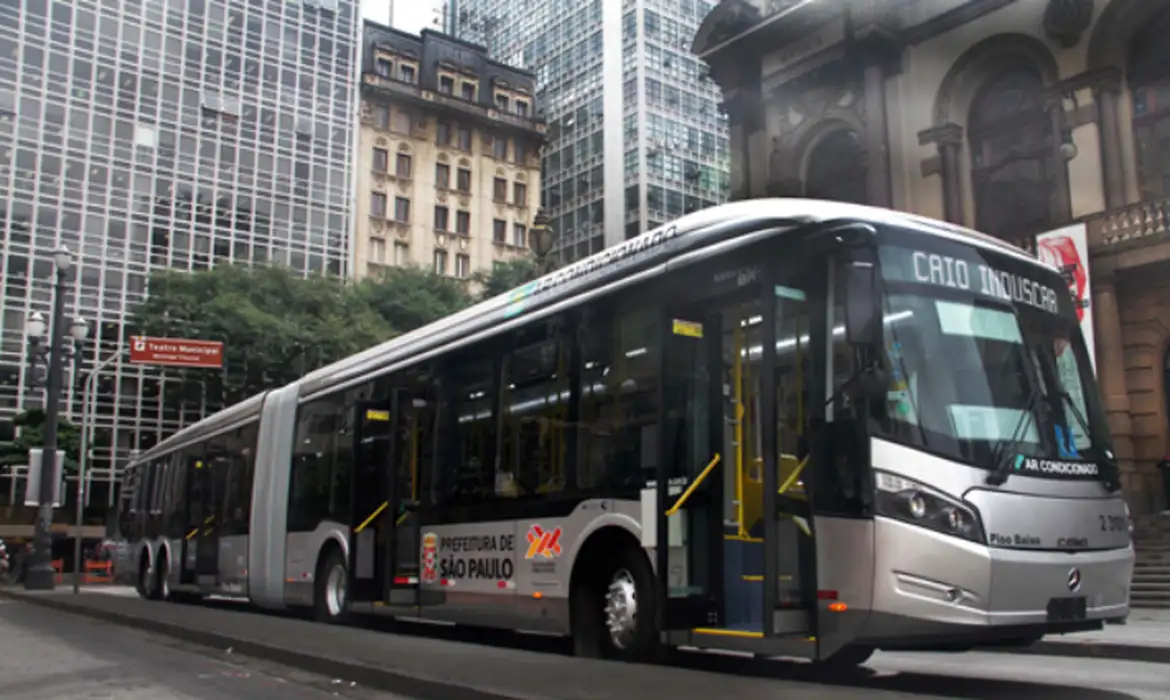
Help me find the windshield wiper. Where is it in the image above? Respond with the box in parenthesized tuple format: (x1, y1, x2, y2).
(986, 390, 1043, 487)
(1054, 389, 1122, 493)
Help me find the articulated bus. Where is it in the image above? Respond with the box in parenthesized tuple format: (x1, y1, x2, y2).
(116, 199, 1134, 667)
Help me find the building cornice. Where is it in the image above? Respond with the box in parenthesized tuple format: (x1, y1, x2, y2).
(360, 75, 547, 141)
(899, 0, 1017, 45)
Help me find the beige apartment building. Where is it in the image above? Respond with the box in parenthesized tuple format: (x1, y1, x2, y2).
(693, 0, 1170, 515)
(353, 24, 547, 282)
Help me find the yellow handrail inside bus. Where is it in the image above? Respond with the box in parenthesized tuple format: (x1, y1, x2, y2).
(355, 501, 388, 533)
(666, 453, 722, 517)
(779, 455, 809, 495)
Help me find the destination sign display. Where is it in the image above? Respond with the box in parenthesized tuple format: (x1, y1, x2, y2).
(879, 245, 1070, 317)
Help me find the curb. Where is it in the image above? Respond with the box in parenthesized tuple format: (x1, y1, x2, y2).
(4, 589, 1169, 674)
(0, 590, 528, 700)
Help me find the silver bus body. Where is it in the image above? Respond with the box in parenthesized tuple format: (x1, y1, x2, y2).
(117, 199, 1134, 664)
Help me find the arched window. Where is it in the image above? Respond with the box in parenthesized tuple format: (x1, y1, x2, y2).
(804, 129, 867, 204)
(969, 67, 1055, 240)
(1128, 10, 1170, 202)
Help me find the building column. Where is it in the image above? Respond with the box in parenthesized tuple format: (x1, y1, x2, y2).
(1092, 68, 1127, 209)
(918, 123, 965, 225)
(1092, 268, 1138, 498)
(858, 39, 899, 209)
(708, 54, 762, 202)
(1046, 91, 1074, 224)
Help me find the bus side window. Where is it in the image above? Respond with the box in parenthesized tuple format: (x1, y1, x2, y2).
(166, 453, 187, 540)
(441, 354, 498, 505)
(288, 397, 345, 532)
(576, 303, 661, 492)
(117, 466, 139, 540)
(410, 371, 442, 509)
(499, 318, 570, 498)
(234, 423, 259, 532)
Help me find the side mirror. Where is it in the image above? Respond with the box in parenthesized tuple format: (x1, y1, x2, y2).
(844, 248, 883, 348)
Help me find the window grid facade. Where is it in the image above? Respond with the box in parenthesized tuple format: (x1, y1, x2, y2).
(0, 0, 360, 508)
(454, 0, 728, 265)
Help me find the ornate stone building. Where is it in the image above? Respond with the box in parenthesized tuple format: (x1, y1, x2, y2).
(693, 0, 1170, 513)
(355, 24, 546, 282)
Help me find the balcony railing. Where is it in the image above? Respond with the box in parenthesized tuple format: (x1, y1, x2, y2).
(1087, 196, 1170, 250)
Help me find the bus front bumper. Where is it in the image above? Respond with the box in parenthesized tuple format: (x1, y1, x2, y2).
(860, 517, 1133, 649)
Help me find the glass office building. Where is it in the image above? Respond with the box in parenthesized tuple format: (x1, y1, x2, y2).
(0, 0, 360, 510)
(452, 0, 729, 264)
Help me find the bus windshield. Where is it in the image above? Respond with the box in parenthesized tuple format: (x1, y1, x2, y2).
(873, 237, 1111, 478)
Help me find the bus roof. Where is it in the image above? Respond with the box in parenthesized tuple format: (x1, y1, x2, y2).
(129, 199, 1045, 465)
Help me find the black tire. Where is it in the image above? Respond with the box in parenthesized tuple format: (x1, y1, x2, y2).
(572, 544, 659, 662)
(313, 547, 350, 624)
(137, 553, 154, 600)
(150, 551, 201, 604)
(815, 644, 875, 669)
(150, 551, 172, 601)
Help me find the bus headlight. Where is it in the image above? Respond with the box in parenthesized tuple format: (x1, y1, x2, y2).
(874, 471, 985, 544)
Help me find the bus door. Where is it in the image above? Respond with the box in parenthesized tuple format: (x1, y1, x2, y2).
(768, 268, 821, 638)
(349, 399, 394, 604)
(387, 389, 428, 604)
(658, 268, 819, 640)
(657, 287, 756, 634)
(349, 390, 425, 606)
(181, 451, 217, 586)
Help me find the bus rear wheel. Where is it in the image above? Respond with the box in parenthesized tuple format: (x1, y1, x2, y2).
(151, 556, 170, 601)
(314, 548, 349, 624)
(137, 555, 153, 600)
(573, 545, 659, 662)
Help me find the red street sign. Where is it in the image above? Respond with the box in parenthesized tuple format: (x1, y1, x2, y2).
(129, 336, 224, 368)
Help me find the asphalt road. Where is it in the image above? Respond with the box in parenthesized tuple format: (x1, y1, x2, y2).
(0, 598, 407, 700)
(2, 593, 1169, 700)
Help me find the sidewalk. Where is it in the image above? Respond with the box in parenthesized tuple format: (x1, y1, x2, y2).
(1024, 608, 1170, 664)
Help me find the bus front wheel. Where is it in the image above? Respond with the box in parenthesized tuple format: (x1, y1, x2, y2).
(313, 547, 350, 624)
(573, 544, 659, 662)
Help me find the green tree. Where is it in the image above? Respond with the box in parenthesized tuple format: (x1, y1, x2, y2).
(351, 265, 472, 333)
(127, 263, 475, 406)
(128, 264, 396, 404)
(0, 409, 82, 475)
(470, 258, 542, 302)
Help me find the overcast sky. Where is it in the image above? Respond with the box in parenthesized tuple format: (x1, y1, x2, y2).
(361, 0, 443, 33)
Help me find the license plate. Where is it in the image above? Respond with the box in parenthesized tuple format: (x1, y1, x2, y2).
(1046, 596, 1087, 622)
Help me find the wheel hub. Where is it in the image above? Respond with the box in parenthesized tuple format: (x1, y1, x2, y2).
(604, 568, 637, 649)
(326, 563, 347, 617)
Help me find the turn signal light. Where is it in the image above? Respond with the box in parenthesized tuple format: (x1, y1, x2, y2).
(828, 602, 848, 613)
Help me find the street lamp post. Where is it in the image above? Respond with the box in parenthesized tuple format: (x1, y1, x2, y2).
(23, 245, 89, 591)
(529, 209, 556, 274)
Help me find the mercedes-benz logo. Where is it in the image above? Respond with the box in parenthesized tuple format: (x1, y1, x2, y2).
(1068, 567, 1082, 591)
